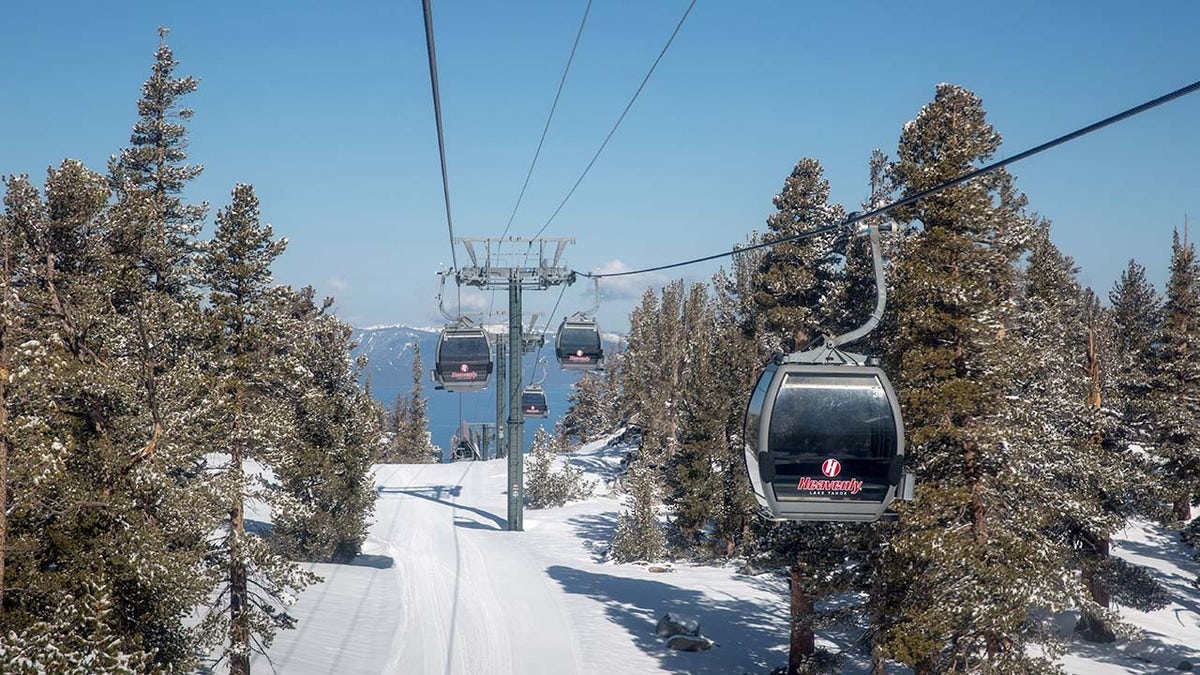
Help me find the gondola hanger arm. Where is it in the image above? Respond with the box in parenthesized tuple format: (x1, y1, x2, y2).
(826, 217, 888, 350)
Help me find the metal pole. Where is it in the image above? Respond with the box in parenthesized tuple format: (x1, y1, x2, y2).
(494, 338, 506, 458)
(506, 273, 524, 531)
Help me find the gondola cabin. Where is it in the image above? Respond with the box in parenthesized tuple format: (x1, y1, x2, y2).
(744, 359, 906, 522)
(555, 317, 604, 370)
(522, 387, 549, 418)
(433, 326, 492, 392)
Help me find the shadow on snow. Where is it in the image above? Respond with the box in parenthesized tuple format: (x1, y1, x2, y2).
(377, 484, 508, 530)
(546, 564, 786, 675)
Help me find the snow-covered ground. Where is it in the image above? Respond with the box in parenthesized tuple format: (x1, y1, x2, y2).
(247, 437, 1200, 674)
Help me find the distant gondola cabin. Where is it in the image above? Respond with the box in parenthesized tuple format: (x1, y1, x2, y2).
(434, 327, 492, 392)
(555, 317, 603, 370)
(522, 387, 549, 418)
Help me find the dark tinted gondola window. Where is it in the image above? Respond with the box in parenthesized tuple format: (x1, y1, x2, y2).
(522, 392, 546, 409)
(767, 373, 895, 460)
(559, 326, 601, 352)
(440, 334, 489, 361)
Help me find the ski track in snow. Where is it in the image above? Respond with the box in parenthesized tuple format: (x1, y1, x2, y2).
(376, 460, 581, 674)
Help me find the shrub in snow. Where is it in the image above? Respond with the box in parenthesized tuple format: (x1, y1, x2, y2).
(525, 428, 596, 509)
(609, 459, 667, 563)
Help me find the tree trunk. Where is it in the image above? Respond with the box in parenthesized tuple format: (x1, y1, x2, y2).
(230, 381, 250, 675)
(1075, 532, 1116, 643)
(964, 439, 987, 546)
(1086, 308, 1103, 410)
(1174, 494, 1192, 522)
(788, 565, 815, 675)
(230, 452, 249, 674)
(0, 369, 7, 615)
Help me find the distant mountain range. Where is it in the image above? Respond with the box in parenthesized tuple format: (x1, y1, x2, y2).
(351, 324, 623, 456)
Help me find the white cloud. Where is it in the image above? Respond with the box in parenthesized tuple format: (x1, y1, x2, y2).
(590, 259, 666, 301)
(326, 277, 349, 294)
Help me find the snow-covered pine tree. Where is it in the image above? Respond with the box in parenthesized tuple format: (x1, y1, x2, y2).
(738, 156, 870, 673)
(609, 457, 667, 563)
(1149, 230, 1200, 521)
(708, 244, 769, 557)
(389, 343, 436, 462)
(618, 282, 686, 460)
(1108, 260, 1163, 450)
(378, 392, 406, 461)
(525, 427, 594, 508)
(198, 183, 316, 674)
(664, 283, 727, 551)
(269, 286, 380, 563)
(751, 157, 846, 352)
(662, 281, 760, 560)
(108, 26, 206, 310)
(0, 581, 155, 675)
(876, 83, 1073, 673)
(0, 175, 33, 636)
(0, 175, 39, 659)
(561, 367, 620, 444)
(100, 30, 227, 668)
(2, 160, 212, 670)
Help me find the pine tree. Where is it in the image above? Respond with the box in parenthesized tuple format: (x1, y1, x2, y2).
(561, 367, 621, 444)
(2, 157, 220, 671)
(108, 27, 205, 300)
(663, 282, 758, 558)
(1149, 230, 1200, 521)
(619, 283, 682, 458)
(97, 30, 224, 669)
(270, 287, 380, 563)
(609, 458, 666, 563)
(876, 83, 1073, 672)
(1108, 260, 1162, 448)
(198, 183, 315, 674)
(708, 248, 767, 557)
(0, 175, 32, 632)
(525, 428, 595, 509)
(0, 581, 156, 674)
(391, 344, 436, 461)
(752, 158, 846, 352)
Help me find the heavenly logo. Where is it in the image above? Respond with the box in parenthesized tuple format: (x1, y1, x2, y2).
(797, 457, 863, 495)
(450, 363, 478, 380)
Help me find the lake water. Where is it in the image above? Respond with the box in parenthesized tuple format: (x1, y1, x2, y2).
(371, 381, 574, 460)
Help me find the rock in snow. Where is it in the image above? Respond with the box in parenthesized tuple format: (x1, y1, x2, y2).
(656, 612, 700, 638)
(666, 634, 716, 652)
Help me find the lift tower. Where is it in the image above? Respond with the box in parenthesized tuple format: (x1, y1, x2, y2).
(456, 237, 575, 531)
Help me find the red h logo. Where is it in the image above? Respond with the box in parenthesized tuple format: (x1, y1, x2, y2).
(821, 458, 841, 478)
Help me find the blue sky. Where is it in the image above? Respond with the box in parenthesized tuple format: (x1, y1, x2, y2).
(2, 1, 1197, 332)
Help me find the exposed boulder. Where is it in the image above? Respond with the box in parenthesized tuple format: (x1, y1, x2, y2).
(666, 634, 716, 652)
(656, 613, 700, 638)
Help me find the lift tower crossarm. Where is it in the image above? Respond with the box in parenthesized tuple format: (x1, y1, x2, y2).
(454, 237, 575, 290)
